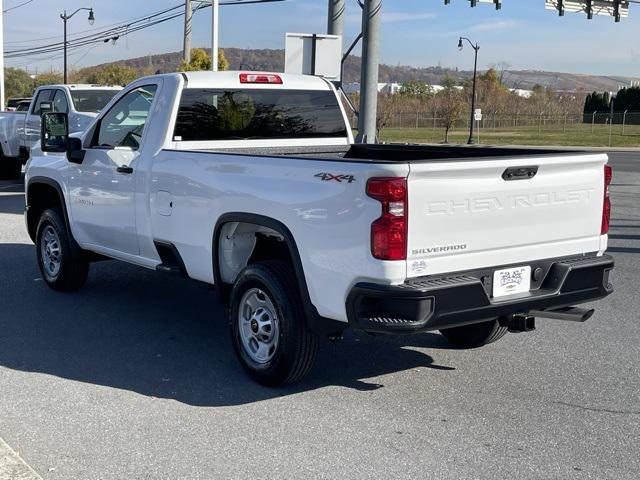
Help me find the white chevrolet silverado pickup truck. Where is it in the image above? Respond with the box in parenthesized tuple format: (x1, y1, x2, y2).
(25, 71, 614, 385)
(0, 84, 121, 179)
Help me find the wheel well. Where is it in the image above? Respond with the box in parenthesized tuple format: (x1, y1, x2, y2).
(26, 182, 64, 242)
(217, 221, 292, 287)
(213, 214, 348, 336)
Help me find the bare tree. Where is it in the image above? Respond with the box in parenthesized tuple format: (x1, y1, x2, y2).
(491, 61, 512, 85)
(437, 77, 465, 143)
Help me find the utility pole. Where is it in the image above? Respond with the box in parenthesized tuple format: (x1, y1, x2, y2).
(356, 0, 381, 144)
(211, 0, 219, 71)
(327, 0, 345, 37)
(63, 13, 67, 82)
(183, 0, 192, 63)
(0, 0, 4, 109)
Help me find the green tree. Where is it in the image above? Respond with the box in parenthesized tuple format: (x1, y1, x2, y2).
(83, 64, 138, 86)
(531, 84, 545, 96)
(180, 48, 229, 72)
(218, 49, 230, 71)
(4, 67, 35, 100)
(613, 86, 640, 112)
(34, 71, 63, 87)
(586, 92, 611, 113)
(583, 92, 593, 114)
(399, 81, 434, 100)
(217, 92, 255, 130)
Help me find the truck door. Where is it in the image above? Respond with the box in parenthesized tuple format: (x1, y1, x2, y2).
(67, 84, 159, 255)
(24, 88, 54, 145)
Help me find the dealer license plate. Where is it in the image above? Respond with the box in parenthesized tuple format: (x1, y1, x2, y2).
(492, 266, 531, 298)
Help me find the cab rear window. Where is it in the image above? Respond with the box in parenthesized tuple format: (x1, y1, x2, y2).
(70, 90, 119, 113)
(173, 88, 348, 141)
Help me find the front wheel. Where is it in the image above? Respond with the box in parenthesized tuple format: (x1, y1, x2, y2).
(439, 318, 508, 349)
(229, 261, 319, 386)
(36, 208, 89, 291)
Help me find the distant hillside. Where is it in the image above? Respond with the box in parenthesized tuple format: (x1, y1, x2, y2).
(89, 47, 640, 93)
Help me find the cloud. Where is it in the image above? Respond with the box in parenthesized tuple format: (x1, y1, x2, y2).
(469, 20, 520, 32)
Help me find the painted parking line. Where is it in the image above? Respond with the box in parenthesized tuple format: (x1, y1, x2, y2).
(0, 437, 42, 480)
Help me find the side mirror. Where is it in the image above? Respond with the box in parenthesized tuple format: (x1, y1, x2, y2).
(41, 112, 85, 164)
(67, 137, 85, 164)
(39, 102, 53, 114)
(41, 112, 69, 153)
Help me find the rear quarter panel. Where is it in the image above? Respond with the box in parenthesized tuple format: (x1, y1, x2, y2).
(144, 150, 408, 322)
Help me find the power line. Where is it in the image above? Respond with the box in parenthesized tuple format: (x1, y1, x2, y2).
(4, 0, 287, 59)
(3, 0, 34, 14)
(5, 3, 183, 45)
(5, 4, 188, 56)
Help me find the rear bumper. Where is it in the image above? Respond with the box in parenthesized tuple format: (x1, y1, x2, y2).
(346, 254, 614, 334)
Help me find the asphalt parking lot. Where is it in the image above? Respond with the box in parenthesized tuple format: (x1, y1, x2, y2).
(0, 153, 638, 480)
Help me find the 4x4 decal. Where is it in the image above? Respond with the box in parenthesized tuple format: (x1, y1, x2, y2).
(314, 173, 356, 183)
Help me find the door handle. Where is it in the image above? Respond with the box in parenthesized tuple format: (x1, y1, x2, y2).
(116, 165, 133, 174)
(502, 166, 538, 181)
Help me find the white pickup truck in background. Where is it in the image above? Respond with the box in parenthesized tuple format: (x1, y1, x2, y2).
(0, 84, 121, 179)
(25, 71, 614, 385)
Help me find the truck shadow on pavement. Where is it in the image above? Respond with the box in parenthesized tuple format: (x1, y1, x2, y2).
(0, 243, 455, 407)
(0, 193, 25, 215)
(0, 175, 25, 215)
(607, 246, 640, 253)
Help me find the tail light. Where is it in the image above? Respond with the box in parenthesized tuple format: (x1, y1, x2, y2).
(367, 177, 408, 261)
(601, 164, 612, 235)
(239, 73, 283, 84)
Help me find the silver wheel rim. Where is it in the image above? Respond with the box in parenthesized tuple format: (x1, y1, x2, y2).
(41, 225, 62, 278)
(238, 288, 280, 364)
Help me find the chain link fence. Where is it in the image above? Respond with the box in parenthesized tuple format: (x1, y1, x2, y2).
(348, 111, 640, 147)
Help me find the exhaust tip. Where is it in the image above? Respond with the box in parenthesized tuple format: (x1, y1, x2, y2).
(529, 307, 595, 323)
(581, 308, 595, 322)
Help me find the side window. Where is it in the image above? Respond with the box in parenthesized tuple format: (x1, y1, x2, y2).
(95, 85, 158, 150)
(52, 90, 69, 114)
(32, 90, 54, 115)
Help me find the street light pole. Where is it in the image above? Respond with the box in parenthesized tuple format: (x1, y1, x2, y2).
(459, 37, 479, 145)
(60, 8, 95, 84)
(211, 0, 219, 71)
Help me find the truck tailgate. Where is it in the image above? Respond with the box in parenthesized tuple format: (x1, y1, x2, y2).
(406, 153, 608, 277)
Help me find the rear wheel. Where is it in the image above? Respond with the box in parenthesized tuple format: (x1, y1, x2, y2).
(36, 208, 89, 291)
(439, 318, 508, 349)
(0, 157, 22, 180)
(229, 260, 319, 386)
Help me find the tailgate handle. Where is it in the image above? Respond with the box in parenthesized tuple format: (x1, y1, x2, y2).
(502, 166, 538, 181)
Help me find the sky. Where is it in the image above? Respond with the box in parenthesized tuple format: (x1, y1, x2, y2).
(3, 0, 639, 77)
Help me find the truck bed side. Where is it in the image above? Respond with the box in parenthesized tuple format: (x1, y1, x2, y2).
(144, 149, 407, 322)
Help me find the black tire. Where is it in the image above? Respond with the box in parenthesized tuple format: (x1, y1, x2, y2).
(35, 208, 89, 291)
(0, 157, 22, 180)
(439, 318, 508, 349)
(229, 260, 319, 386)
